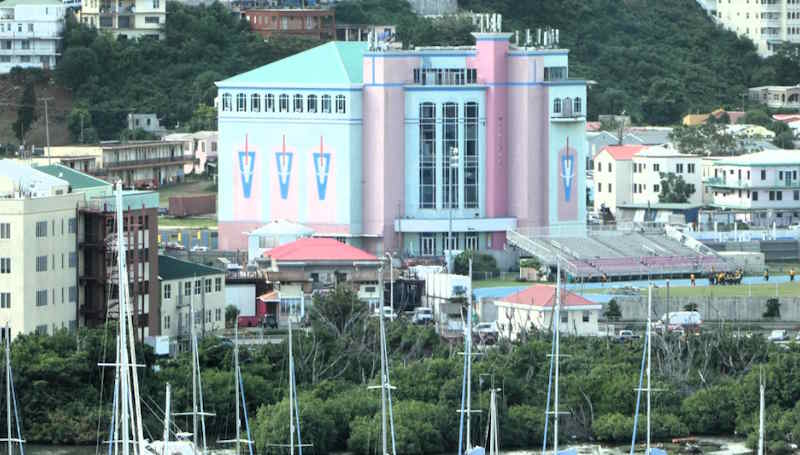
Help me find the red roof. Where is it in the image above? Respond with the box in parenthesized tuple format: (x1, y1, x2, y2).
(263, 237, 378, 262)
(498, 285, 596, 308)
(599, 145, 647, 161)
(258, 290, 280, 301)
(773, 114, 800, 123)
(586, 121, 602, 132)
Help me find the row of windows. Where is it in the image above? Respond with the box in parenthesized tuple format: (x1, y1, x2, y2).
(598, 182, 695, 194)
(33, 320, 78, 336)
(715, 168, 799, 181)
(35, 287, 78, 306)
(552, 97, 583, 115)
(419, 232, 481, 256)
(33, 253, 78, 272)
(164, 277, 223, 299)
(221, 93, 347, 115)
(419, 102, 480, 210)
(34, 217, 77, 238)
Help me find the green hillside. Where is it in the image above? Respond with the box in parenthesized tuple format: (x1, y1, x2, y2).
(6, 0, 797, 144)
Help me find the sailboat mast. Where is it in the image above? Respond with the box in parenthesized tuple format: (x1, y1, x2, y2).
(235, 320, 241, 455)
(190, 296, 198, 451)
(758, 373, 765, 455)
(489, 388, 499, 455)
(553, 261, 561, 455)
(288, 318, 294, 455)
(379, 266, 387, 455)
(116, 183, 131, 455)
(646, 286, 652, 454)
(466, 258, 473, 452)
(162, 383, 171, 455)
(6, 326, 11, 455)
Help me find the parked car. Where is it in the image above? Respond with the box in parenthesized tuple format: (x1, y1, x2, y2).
(262, 314, 278, 329)
(165, 241, 184, 251)
(768, 330, 788, 342)
(472, 322, 498, 344)
(157, 207, 169, 216)
(373, 306, 397, 320)
(412, 307, 433, 325)
(191, 245, 209, 252)
(616, 330, 641, 342)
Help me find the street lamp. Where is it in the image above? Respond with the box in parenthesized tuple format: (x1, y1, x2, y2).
(448, 147, 459, 271)
(384, 252, 394, 315)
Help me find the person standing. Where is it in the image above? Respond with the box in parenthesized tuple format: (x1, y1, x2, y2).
(764, 268, 770, 282)
(690, 273, 696, 287)
(790, 268, 795, 282)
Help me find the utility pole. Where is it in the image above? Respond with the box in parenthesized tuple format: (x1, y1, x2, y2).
(80, 112, 85, 144)
(42, 97, 53, 165)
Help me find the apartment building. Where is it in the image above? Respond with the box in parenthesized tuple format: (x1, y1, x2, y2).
(243, 8, 335, 40)
(592, 145, 645, 215)
(704, 149, 800, 226)
(46, 141, 189, 189)
(0, 0, 66, 74)
(631, 145, 704, 206)
(158, 255, 225, 350)
(162, 131, 218, 175)
(78, 0, 165, 40)
(715, 0, 800, 56)
(0, 160, 82, 339)
(748, 84, 800, 109)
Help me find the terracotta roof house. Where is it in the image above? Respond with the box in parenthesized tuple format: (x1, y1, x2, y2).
(494, 285, 601, 339)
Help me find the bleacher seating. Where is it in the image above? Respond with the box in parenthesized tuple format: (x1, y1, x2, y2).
(507, 227, 733, 278)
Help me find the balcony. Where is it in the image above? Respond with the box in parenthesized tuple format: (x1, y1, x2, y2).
(704, 177, 800, 189)
(551, 111, 585, 122)
(412, 67, 478, 86)
(96, 156, 193, 173)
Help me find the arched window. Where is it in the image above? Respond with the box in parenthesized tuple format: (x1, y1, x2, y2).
(321, 95, 331, 113)
(574, 97, 582, 114)
(221, 93, 232, 112)
(236, 93, 246, 112)
(562, 97, 573, 116)
(279, 94, 289, 112)
(265, 94, 275, 112)
(307, 94, 317, 113)
(335, 95, 346, 114)
(293, 94, 304, 112)
(553, 98, 561, 114)
(250, 93, 260, 113)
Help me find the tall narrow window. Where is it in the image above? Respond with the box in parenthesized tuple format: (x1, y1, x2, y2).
(464, 102, 479, 209)
(335, 95, 346, 113)
(419, 102, 436, 209)
(222, 93, 232, 112)
(574, 97, 582, 114)
(250, 93, 260, 112)
(553, 98, 561, 114)
(321, 95, 331, 113)
(307, 94, 317, 113)
(293, 94, 304, 112)
(443, 102, 459, 209)
(265, 94, 275, 112)
(236, 93, 246, 112)
(279, 94, 289, 112)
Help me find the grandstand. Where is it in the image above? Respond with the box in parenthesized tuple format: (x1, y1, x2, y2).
(507, 224, 732, 279)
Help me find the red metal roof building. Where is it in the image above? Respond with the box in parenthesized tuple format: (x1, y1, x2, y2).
(243, 8, 335, 40)
(494, 285, 601, 339)
(263, 237, 379, 263)
(598, 145, 647, 161)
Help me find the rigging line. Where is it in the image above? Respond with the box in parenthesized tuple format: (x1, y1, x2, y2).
(239, 371, 254, 455)
(96, 277, 115, 455)
(141, 396, 183, 440)
(629, 334, 648, 455)
(9, 359, 24, 455)
(457, 309, 469, 455)
(541, 298, 557, 455)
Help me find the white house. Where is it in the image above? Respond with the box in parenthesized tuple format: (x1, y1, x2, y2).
(631, 144, 704, 206)
(704, 149, 800, 227)
(593, 145, 646, 216)
(495, 284, 601, 339)
(0, 0, 65, 73)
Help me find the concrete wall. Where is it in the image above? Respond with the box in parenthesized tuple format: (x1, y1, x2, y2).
(607, 294, 800, 322)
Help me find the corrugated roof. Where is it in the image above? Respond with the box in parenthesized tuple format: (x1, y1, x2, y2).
(36, 164, 110, 190)
(598, 145, 647, 161)
(264, 237, 378, 262)
(716, 149, 800, 167)
(497, 285, 597, 308)
(217, 41, 367, 87)
(159, 255, 224, 281)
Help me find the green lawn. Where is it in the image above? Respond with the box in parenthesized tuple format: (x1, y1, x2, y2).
(596, 282, 800, 299)
(158, 178, 217, 207)
(158, 216, 217, 229)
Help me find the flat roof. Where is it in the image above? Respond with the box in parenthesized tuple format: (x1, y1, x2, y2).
(159, 255, 224, 281)
(716, 149, 800, 167)
(35, 164, 110, 190)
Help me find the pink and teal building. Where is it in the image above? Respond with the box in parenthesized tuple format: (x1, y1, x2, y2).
(216, 32, 587, 258)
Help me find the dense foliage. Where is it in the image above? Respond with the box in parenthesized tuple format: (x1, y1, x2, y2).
(8, 288, 800, 454)
(56, 2, 318, 139)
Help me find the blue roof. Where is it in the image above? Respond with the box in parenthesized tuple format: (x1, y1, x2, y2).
(217, 41, 367, 87)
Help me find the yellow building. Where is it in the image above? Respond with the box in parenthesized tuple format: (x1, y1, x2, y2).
(78, 0, 165, 40)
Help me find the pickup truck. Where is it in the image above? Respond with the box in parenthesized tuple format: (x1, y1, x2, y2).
(616, 330, 641, 342)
